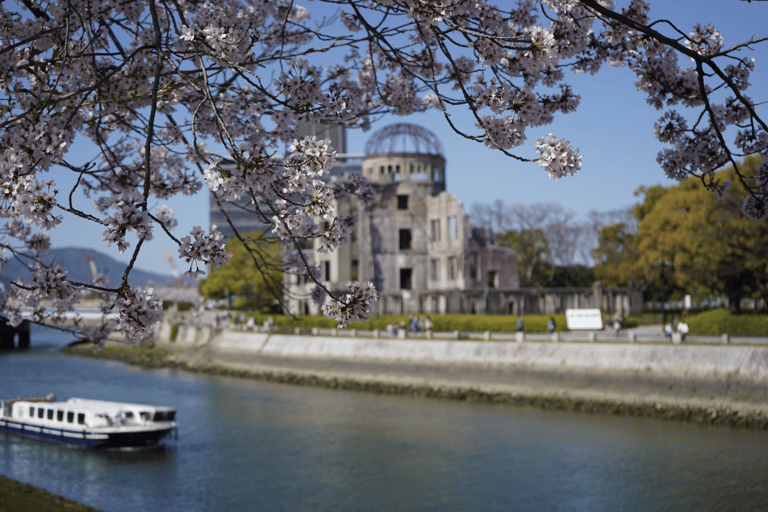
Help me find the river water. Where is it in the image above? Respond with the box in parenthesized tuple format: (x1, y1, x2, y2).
(2, 326, 768, 511)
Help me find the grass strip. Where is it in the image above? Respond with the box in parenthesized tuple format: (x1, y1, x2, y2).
(0, 475, 103, 512)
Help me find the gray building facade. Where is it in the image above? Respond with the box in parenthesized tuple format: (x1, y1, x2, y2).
(286, 123, 520, 316)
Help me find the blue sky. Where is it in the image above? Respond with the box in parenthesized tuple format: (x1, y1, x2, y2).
(45, 0, 768, 274)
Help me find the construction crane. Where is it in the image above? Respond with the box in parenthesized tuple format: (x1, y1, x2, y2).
(165, 254, 184, 287)
(84, 256, 106, 286)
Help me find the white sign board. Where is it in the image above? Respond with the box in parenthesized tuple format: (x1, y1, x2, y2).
(565, 309, 603, 330)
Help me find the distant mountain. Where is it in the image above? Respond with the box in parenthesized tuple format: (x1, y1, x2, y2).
(0, 247, 189, 288)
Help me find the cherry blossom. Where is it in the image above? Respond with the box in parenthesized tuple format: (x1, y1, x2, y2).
(0, 0, 766, 336)
(178, 226, 231, 278)
(321, 282, 378, 327)
(535, 134, 582, 179)
(113, 287, 164, 344)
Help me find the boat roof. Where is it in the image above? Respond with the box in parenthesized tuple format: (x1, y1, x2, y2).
(13, 398, 174, 413)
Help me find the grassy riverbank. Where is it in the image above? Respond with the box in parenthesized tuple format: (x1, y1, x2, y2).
(62, 342, 768, 431)
(0, 475, 103, 512)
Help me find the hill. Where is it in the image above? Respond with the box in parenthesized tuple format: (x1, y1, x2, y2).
(0, 247, 188, 289)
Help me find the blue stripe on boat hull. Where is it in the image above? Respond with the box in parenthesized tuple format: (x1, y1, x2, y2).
(0, 419, 175, 448)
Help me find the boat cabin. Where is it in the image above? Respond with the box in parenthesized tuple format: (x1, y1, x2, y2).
(6, 398, 176, 429)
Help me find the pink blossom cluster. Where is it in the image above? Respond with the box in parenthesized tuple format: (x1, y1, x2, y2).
(113, 287, 164, 344)
(321, 282, 378, 327)
(178, 226, 231, 278)
(1, 0, 767, 335)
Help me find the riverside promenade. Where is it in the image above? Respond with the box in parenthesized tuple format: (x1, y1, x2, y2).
(152, 316, 768, 429)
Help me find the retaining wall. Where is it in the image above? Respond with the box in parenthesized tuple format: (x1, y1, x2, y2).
(163, 324, 768, 384)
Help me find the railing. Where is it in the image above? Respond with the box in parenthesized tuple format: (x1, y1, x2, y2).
(225, 324, 768, 346)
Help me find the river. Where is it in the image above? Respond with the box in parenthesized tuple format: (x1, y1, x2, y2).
(1, 326, 768, 511)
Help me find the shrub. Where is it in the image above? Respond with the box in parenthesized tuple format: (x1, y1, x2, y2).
(245, 313, 575, 333)
(686, 309, 768, 335)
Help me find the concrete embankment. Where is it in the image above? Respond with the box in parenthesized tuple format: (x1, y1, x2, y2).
(154, 323, 768, 429)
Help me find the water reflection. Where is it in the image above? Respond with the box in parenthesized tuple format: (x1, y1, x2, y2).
(3, 333, 768, 511)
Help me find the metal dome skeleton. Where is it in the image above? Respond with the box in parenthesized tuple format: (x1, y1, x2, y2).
(364, 123, 445, 157)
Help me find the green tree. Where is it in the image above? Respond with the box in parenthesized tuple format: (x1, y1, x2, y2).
(592, 222, 641, 289)
(497, 229, 550, 287)
(544, 264, 596, 288)
(199, 232, 283, 312)
(630, 158, 768, 311)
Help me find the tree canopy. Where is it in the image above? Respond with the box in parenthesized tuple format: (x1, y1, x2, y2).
(594, 157, 768, 310)
(198, 232, 283, 312)
(1, 0, 768, 340)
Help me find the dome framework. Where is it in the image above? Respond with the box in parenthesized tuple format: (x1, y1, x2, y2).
(364, 123, 444, 157)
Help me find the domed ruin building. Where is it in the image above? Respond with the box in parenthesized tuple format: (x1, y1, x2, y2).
(287, 123, 520, 316)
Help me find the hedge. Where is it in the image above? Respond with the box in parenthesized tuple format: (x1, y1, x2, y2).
(240, 313, 637, 334)
(686, 309, 768, 335)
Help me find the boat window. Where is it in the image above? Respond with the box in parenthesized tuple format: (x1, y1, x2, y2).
(37, 407, 44, 419)
(47, 409, 54, 420)
(67, 411, 74, 423)
(140, 411, 151, 421)
(29, 406, 34, 417)
(77, 413, 85, 425)
(155, 411, 176, 422)
(57, 410, 64, 421)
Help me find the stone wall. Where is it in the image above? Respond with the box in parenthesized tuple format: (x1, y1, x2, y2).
(158, 326, 768, 388)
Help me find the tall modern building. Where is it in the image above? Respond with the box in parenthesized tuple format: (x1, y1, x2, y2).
(209, 121, 359, 240)
(286, 123, 520, 316)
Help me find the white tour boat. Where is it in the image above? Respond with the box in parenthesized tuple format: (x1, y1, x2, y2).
(0, 395, 177, 449)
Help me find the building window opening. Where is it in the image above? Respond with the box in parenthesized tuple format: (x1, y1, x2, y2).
(448, 215, 459, 240)
(449, 256, 459, 280)
(468, 254, 478, 280)
(400, 268, 413, 290)
(488, 270, 498, 288)
(351, 259, 359, 281)
(324, 261, 331, 281)
(397, 194, 409, 210)
(434, 170, 443, 182)
(399, 229, 412, 250)
(430, 219, 440, 242)
(430, 258, 440, 281)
